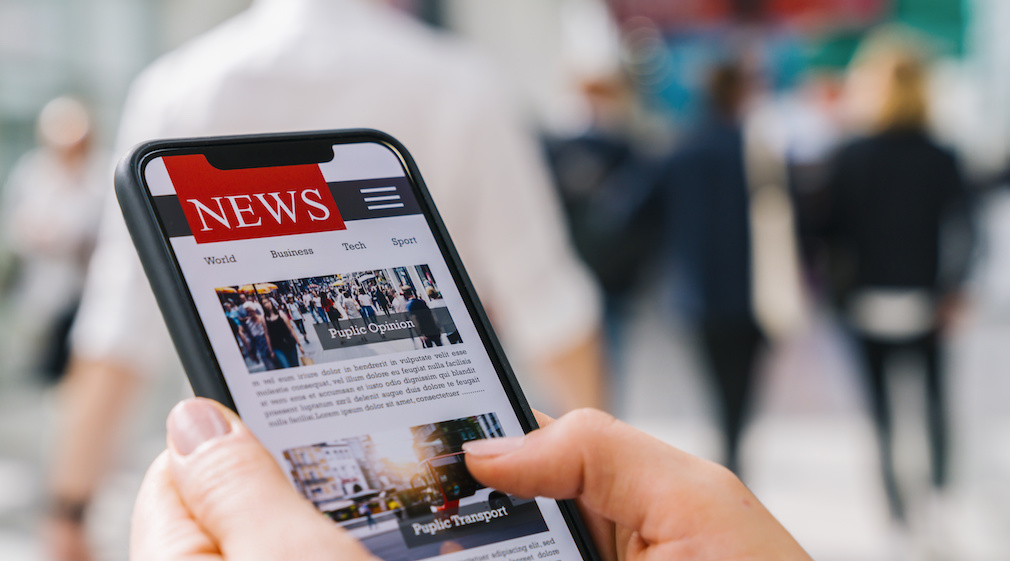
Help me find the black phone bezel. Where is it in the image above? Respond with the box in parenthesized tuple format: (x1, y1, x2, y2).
(114, 128, 602, 561)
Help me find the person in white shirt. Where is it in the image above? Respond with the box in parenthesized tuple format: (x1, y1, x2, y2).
(240, 295, 264, 323)
(0, 96, 107, 381)
(284, 297, 308, 343)
(392, 290, 409, 314)
(300, 292, 315, 322)
(355, 290, 376, 324)
(335, 290, 351, 320)
(311, 292, 324, 323)
(46, 2, 606, 559)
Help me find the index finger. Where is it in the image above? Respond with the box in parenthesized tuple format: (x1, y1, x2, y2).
(464, 409, 740, 545)
(531, 408, 555, 428)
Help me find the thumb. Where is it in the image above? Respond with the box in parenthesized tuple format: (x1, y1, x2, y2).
(166, 398, 375, 560)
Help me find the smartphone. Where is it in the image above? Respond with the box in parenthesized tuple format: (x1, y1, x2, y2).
(115, 129, 600, 561)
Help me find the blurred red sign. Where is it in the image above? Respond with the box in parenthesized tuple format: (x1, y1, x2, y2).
(607, 0, 888, 28)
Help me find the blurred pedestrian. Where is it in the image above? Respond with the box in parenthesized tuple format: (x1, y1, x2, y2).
(245, 305, 276, 371)
(321, 291, 339, 329)
(221, 301, 251, 358)
(372, 285, 390, 316)
(657, 62, 764, 475)
(0, 96, 107, 383)
(356, 289, 377, 326)
(342, 288, 360, 319)
(392, 289, 409, 314)
(545, 72, 661, 411)
(312, 291, 325, 323)
(816, 39, 971, 523)
(301, 291, 317, 324)
(404, 287, 443, 347)
(285, 296, 309, 343)
(263, 299, 303, 369)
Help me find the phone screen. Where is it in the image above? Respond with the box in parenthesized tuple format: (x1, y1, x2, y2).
(139, 139, 589, 561)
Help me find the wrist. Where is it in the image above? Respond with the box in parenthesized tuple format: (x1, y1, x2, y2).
(48, 495, 90, 524)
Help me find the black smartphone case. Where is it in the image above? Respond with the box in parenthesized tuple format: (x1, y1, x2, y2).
(114, 128, 601, 561)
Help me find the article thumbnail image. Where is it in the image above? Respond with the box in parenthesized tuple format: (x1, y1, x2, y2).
(215, 265, 461, 373)
(283, 412, 547, 561)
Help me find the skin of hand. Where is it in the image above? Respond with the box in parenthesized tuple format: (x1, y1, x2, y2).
(47, 517, 91, 561)
(537, 331, 608, 412)
(936, 290, 968, 335)
(131, 398, 378, 561)
(47, 358, 143, 561)
(463, 408, 813, 561)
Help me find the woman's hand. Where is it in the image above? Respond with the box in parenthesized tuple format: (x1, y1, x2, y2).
(131, 398, 377, 561)
(464, 409, 812, 561)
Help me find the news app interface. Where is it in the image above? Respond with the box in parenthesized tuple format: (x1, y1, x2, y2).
(144, 142, 582, 561)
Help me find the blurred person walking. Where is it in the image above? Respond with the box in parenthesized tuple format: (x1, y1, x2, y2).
(392, 289, 409, 314)
(545, 72, 661, 412)
(263, 299, 303, 369)
(312, 291, 325, 323)
(815, 40, 971, 523)
(245, 305, 276, 370)
(301, 291, 317, 324)
(321, 291, 340, 329)
(341, 288, 360, 319)
(45, 3, 606, 559)
(0, 96, 107, 383)
(222, 301, 251, 358)
(285, 296, 309, 343)
(404, 287, 443, 347)
(372, 285, 391, 316)
(356, 288, 377, 326)
(657, 62, 764, 476)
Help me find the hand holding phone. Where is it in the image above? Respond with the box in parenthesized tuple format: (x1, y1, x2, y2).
(464, 409, 814, 561)
(133, 399, 811, 561)
(134, 399, 378, 561)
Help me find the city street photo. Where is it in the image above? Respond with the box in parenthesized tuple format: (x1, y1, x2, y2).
(283, 413, 548, 560)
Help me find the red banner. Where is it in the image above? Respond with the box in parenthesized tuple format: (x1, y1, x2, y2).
(607, 0, 887, 28)
(163, 154, 345, 244)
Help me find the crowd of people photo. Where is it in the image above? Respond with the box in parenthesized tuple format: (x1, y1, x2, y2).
(215, 265, 456, 372)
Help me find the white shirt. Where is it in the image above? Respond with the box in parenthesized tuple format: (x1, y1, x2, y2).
(72, 0, 600, 374)
(392, 295, 408, 314)
(1, 149, 107, 316)
(241, 300, 265, 321)
(1, 148, 107, 363)
(848, 288, 935, 341)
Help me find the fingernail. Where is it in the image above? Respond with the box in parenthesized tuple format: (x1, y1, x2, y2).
(167, 399, 232, 456)
(463, 436, 525, 457)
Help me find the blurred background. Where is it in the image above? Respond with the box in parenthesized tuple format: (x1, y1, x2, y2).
(2, 1, 1010, 560)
